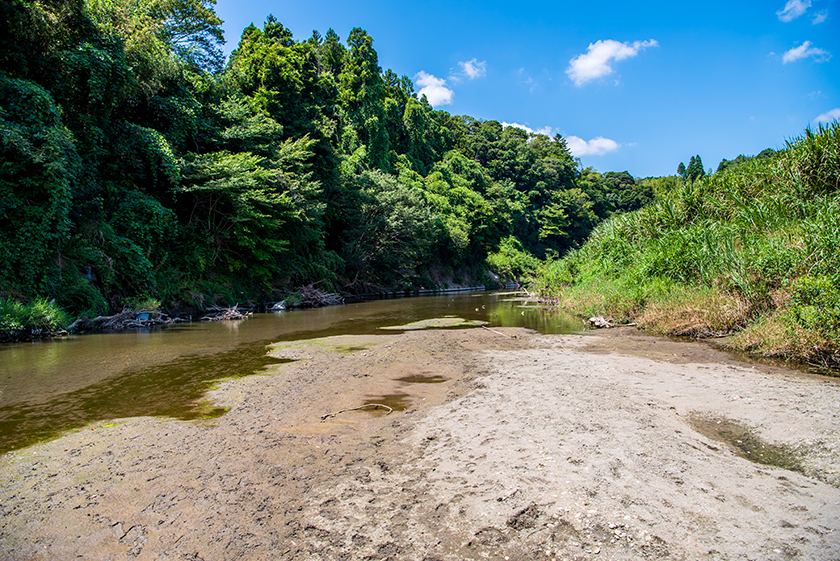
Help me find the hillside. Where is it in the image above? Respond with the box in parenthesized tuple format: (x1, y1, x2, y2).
(534, 124, 840, 369)
(0, 0, 652, 321)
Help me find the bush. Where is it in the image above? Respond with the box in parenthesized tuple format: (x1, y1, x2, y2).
(0, 297, 69, 335)
(786, 276, 840, 340)
(486, 236, 540, 281)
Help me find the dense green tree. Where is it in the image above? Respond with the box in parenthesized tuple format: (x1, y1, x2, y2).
(0, 4, 670, 315)
(685, 155, 705, 181)
(0, 76, 76, 295)
(342, 171, 440, 289)
(601, 171, 653, 212)
(717, 148, 776, 173)
(338, 28, 390, 170)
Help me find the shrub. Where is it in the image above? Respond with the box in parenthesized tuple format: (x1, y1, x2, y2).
(486, 236, 540, 281)
(0, 297, 68, 335)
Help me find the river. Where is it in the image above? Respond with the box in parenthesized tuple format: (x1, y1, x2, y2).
(0, 291, 581, 453)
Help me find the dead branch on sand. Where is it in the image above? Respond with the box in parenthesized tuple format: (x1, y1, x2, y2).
(482, 326, 516, 338)
(587, 316, 637, 329)
(321, 404, 393, 421)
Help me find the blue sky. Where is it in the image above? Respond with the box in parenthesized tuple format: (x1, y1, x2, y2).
(214, 0, 839, 178)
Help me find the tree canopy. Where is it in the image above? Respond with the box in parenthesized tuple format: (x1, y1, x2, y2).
(0, 5, 667, 314)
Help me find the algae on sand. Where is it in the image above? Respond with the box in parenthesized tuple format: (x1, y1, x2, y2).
(268, 335, 390, 360)
(689, 415, 804, 474)
(379, 317, 488, 330)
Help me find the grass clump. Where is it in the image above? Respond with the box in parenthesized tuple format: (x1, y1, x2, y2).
(0, 297, 69, 340)
(533, 123, 840, 370)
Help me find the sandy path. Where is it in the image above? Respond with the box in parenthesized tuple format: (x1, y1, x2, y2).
(1, 328, 838, 560)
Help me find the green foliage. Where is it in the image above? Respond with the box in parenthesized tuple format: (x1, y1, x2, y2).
(786, 276, 840, 340)
(717, 148, 776, 174)
(342, 171, 440, 289)
(87, 0, 224, 77)
(1, 4, 667, 321)
(535, 123, 840, 366)
(0, 75, 75, 294)
(684, 154, 706, 181)
(0, 297, 69, 333)
(486, 236, 540, 281)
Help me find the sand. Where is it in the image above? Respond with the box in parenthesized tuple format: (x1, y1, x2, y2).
(1, 327, 838, 560)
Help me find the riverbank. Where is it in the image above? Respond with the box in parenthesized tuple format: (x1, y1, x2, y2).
(533, 124, 840, 372)
(1, 326, 839, 560)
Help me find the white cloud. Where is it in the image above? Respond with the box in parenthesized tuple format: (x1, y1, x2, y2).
(414, 71, 454, 106)
(814, 108, 840, 124)
(566, 136, 621, 157)
(502, 122, 554, 136)
(782, 41, 831, 63)
(811, 10, 828, 24)
(457, 58, 486, 79)
(566, 39, 658, 86)
(777, 0, 811, 22)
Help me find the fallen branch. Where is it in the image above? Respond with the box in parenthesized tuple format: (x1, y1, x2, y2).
(201, 304, 248, 322)
(286, 284, 344, 308)
(587, 316, 637, 329)
(89, 309, 184, 330)
(482, 326, 516, 339)
(320, 403, 393, 421)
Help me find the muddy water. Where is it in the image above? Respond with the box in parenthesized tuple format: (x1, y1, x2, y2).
(0, 292, 581, 453)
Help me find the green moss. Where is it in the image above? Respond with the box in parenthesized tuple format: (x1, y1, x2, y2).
(689, 415, 803, 473)
(269, 335, 385, 359)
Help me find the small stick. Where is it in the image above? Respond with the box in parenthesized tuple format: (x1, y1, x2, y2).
(321, 404, 393, 421)
(482, 326, 515, 338)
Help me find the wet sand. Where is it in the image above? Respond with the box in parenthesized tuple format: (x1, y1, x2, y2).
(1, 327, 839, 560)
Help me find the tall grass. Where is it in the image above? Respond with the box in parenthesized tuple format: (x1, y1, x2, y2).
(0, 297, 69, 339)
(534, 123, 840, 369)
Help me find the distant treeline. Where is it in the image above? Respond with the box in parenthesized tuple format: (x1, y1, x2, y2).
(1, 0, 675, 317)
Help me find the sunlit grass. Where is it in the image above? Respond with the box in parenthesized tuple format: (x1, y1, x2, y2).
(534, 123, 840, 369)
(0, 297, 69, 336)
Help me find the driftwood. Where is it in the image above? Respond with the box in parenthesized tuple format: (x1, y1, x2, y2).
(482, 326, 516, 339)
(588, 316, 614, 328)
(587, 316, 637, 329)
(320, 403, 393, 421)
(287, 284, 344, 308)
(90, 309, 185, 330)
(201, 304, 248, 322)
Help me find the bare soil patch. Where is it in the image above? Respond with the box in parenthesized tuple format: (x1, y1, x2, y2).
(1, 328, 839, 560)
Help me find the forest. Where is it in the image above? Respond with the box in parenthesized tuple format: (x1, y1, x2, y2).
(1, 0, 663, 331)
(4, 0, 837, 371)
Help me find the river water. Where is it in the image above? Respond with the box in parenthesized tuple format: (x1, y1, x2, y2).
(0, 291, 581, 453)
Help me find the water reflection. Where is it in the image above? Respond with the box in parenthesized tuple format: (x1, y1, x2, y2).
(0, 291, 582, 453)
(0, 342, 290, 452)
